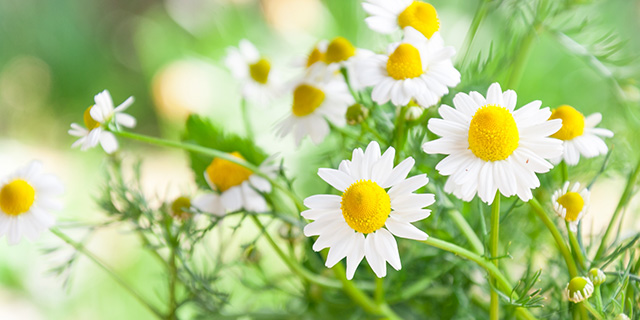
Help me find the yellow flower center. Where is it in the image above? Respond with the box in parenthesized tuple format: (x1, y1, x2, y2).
(568, 277, 589, 294)
(248, 58, 271, 84)
(549, 105, 585, 141)
(468, 105, 519, 161)
(557, 191, 584, 221)
(386, 44, 423, 80)
(397, 1, 440, 39)
(170, 196, 192, 220)
(292, 84, 325, 117)
(323, 37, 356, 64)
(0, 179, 36, 216)
(340, 180, 390, 234)
(306, 46, 324, 67)
(205, 152, 253, 192)
(83, 106, 100, 130)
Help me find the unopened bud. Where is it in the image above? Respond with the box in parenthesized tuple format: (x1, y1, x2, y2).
(346, 103, 368, 125)
(170, 196, 192, 220)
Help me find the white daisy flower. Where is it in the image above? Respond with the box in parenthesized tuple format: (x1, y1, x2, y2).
(0, 161, 63, 245)
(304, 37, 373, 90)
(225, 39, 279, 106)
(422, 83, 564, 204)
(356, 27, 460, 108)
(362, 0, 440, 39)
(551, 182, 590, 232)
(302, 141, 434, 279)
(68, 90, 136, 154)
(548, 105, 614, 166)
(193, 152, 277, 214)
(276, 76, 354, 146)
(565, 276, 594, 303)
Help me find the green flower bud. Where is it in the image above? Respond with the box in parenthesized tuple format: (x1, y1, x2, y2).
(588, 268, 606, 285)
(170, 196, 192, 220)
(614, 314, 630, 320)
(565, 277, 594, 303)
(346, 103, 368, 125)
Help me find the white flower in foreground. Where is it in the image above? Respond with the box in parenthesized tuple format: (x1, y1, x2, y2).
(548, 105, 614, 166)
(0, 161, 63, 245)
(193, 152, 277, 214)
(565, 276, 594, 303)
(304, 37, 373, 90)
(357, 27, 460, 107)
(276, 77, 354, 146)
(225, 39, 279, 106)
(552, 182, 590, 232)
(68, 90, 136, 154)
(362, 0, 440, 39)
(423, 83, 563, 204)
(303, 141, 434, 279)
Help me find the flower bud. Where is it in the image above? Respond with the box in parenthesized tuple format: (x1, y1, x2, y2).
(588, 268, 606, 286)
(346, 103, 368, 125)
(170, 196, 192, 220)
(565, 276, 594, 303)
(614, 314, 630, 320)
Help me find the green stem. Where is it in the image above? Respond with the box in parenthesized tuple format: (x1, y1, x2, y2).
(459, 0, 490, 67)
(420, 237, 537, 320)
(50, 227, 165, 319)
(240, 99, 254, 141)
(529, 197, 578, 277)
(581, 301, 604, 320)
(560, 161, 569, 182)
(506, 26, 538, 89)
(113, 130, 305, 212)
(489, 192, 501, 320)
(595, 158, 640, 260)
(164, 218, 179, 320)
(567, 222, 587, 271)
(375, 277, 384, 305)
(449, 209, 484, 254)
(594, 286, 603, 313)
(249, 215, 342, 289)
(361, 120, 386, 144)
(393, 106, 409, 164)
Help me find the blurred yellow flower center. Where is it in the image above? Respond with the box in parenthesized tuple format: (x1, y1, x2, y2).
(206, 152, 253, 192)
(292, 84, 325, 117)
(468, 105, 519, 161)
(306, 46, 324, 67)
(557, 191, 584, 221)
(386, 44, 423, 80)
(0, 179, 35, 216)
(549, 105, 585, 140)
(249, 58, 271, 84)
(341, 180, 390, 234)
(170, 196, 192, 220)
(397, 1, 440, 39)
(323, 37, 356, 64)
(83, 106, 100, 130)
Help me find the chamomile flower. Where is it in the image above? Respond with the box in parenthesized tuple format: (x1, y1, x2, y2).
(362, 0, 440, 39)
(225, 39, 279, 106)
(304, 37, 373, 90)
(588, 268, 606, 286)
(356, 27, 460, 107)
(0, 161, 63, 245)
(68, 90, 136, 154)
(276, 77, 354, 146)
(193, 152, 277, 214)
(565, 276, 594, 303)
(552, 182, 590, 232)
(548, 105, 614, 166)
(422, 83, 563, 204)
(303, 141, 434, 279)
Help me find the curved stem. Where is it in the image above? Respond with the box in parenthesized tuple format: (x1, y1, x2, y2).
(50, 227, 165, 319)
(113, 130, 305, 212)
(240, 99, 254, 141)
(581, 301, 604, 320)
(566, 222, 587, 271)
(449, 209, 484, 254)
(489, 192, 501, 320)
(529, 197, 578, 277)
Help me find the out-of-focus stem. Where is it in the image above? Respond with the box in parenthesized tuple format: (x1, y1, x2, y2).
(566, 222, 587, 271)
(459, 0, 490, 67)
(240, 98, 254, 141)
(489, 192, 501, 320)
(449, 209, 484, 254)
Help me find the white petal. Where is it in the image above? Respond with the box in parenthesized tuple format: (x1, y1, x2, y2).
(345, 232, 366, 280)
(304, 194, 342, 210)
(385, 216, 427, 240)
(381, 157, 415, 188)
(375, 228, 401, 271)
(318, 168, 354, 192)
(364, 234, 387, 278)
(99, 132, 119, 154)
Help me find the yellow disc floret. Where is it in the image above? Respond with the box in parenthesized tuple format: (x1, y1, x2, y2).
(397, 1, 440, 39)
(557, 191, 584, 221)
(249, 58, 271, 84)
(386, 44, 423, 80)
(170, 196, 192, 220)
(0, 179, 36, 216)
(306, 46, 324, 68)
(206, 152, 253, 192)
(83, 106, 100, 130)
(468, 105, 519, 161)
(292, 84, 325, 117)
(323, 37, 356, 64)
(549, 105, 585, 141)
(341, 180, 390, 234)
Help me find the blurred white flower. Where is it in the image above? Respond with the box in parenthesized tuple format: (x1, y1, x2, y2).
(362, 0, 440, 39)
(225, 39, 280, 106)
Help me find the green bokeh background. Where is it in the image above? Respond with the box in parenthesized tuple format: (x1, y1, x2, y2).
(1, 0, 639, 319)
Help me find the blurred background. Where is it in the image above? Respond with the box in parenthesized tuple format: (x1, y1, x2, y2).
(1, 0, 639, 319)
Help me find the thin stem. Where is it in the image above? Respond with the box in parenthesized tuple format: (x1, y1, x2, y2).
(506, 26, 538, 89)
(50, 227, 165, 319)
(250, 215, 342, 289)
(459, 0, 490, 67)
(420, 237, 537, 320)
(489, 192, 501, 320)
(449, 209, 484, 254)
(529, 197, 578, 277)
(393, 106, 409, 164)
(566, 222, 587, 271)
(594, 286, 604, 313)
(164, 218, 179, 320)
(361, 120, 386, 144)
(595, 158, 640, 260)
(560, 161, 569, 182)
(375, 277, 385, 305)
(240, 99, 254, 141)
(113, 130, 305, 212)
(581, 301, 604, 320)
